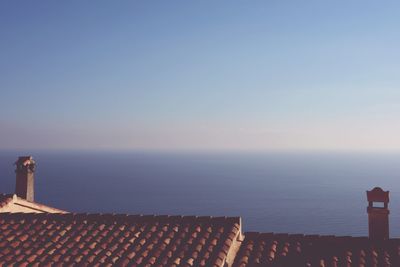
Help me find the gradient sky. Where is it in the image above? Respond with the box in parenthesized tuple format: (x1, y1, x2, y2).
(1, 1, 400, 151)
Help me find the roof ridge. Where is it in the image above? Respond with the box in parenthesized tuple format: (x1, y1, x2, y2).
(243, 231, 400, 242)
(0, 212, 241, 224)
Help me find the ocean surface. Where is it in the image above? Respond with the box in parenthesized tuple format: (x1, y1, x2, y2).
(1, 151, 400, 237)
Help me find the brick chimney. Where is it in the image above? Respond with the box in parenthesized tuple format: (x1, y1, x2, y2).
(15, 156, 35, 202)
(367, 187, 389, 240)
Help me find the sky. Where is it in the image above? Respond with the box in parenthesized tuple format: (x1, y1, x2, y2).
(1, 1, 400, 151)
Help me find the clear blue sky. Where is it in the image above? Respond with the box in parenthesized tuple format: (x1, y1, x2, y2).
(1, 1, 400, 151)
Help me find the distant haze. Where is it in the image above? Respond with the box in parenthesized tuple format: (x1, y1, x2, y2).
(2, 1, 400, 151)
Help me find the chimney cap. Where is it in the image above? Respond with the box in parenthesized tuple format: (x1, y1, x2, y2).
(15, 156, 35, 172)
(15, 156, 34, 165)
(367, 187, 389, 203)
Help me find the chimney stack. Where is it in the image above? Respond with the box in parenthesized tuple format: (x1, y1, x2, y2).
(367, 187, 389, 240)
(15, 156, 35, 202)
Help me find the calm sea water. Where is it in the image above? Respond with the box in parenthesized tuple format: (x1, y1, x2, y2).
(1, 151, 400, 237)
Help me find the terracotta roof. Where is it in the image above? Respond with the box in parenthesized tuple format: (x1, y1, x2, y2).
(0, 213, 241, 266)
(233, 232, 400, 267)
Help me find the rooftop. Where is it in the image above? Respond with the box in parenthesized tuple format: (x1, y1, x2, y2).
(0, 213, 242, 266)
(233, 232, 400, 267)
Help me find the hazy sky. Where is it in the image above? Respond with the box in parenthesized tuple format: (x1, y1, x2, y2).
(1, 1, 400, 151)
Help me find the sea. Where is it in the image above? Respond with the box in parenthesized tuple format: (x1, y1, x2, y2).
(1, 150, 400, 237)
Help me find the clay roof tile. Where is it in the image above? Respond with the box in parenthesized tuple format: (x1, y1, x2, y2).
(0, 213, 240, 267)
(233, 232, 400, 267)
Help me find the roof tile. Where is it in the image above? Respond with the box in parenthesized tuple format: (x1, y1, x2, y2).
(0, 213, 240, 266)
(233, 232, 400, 267)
